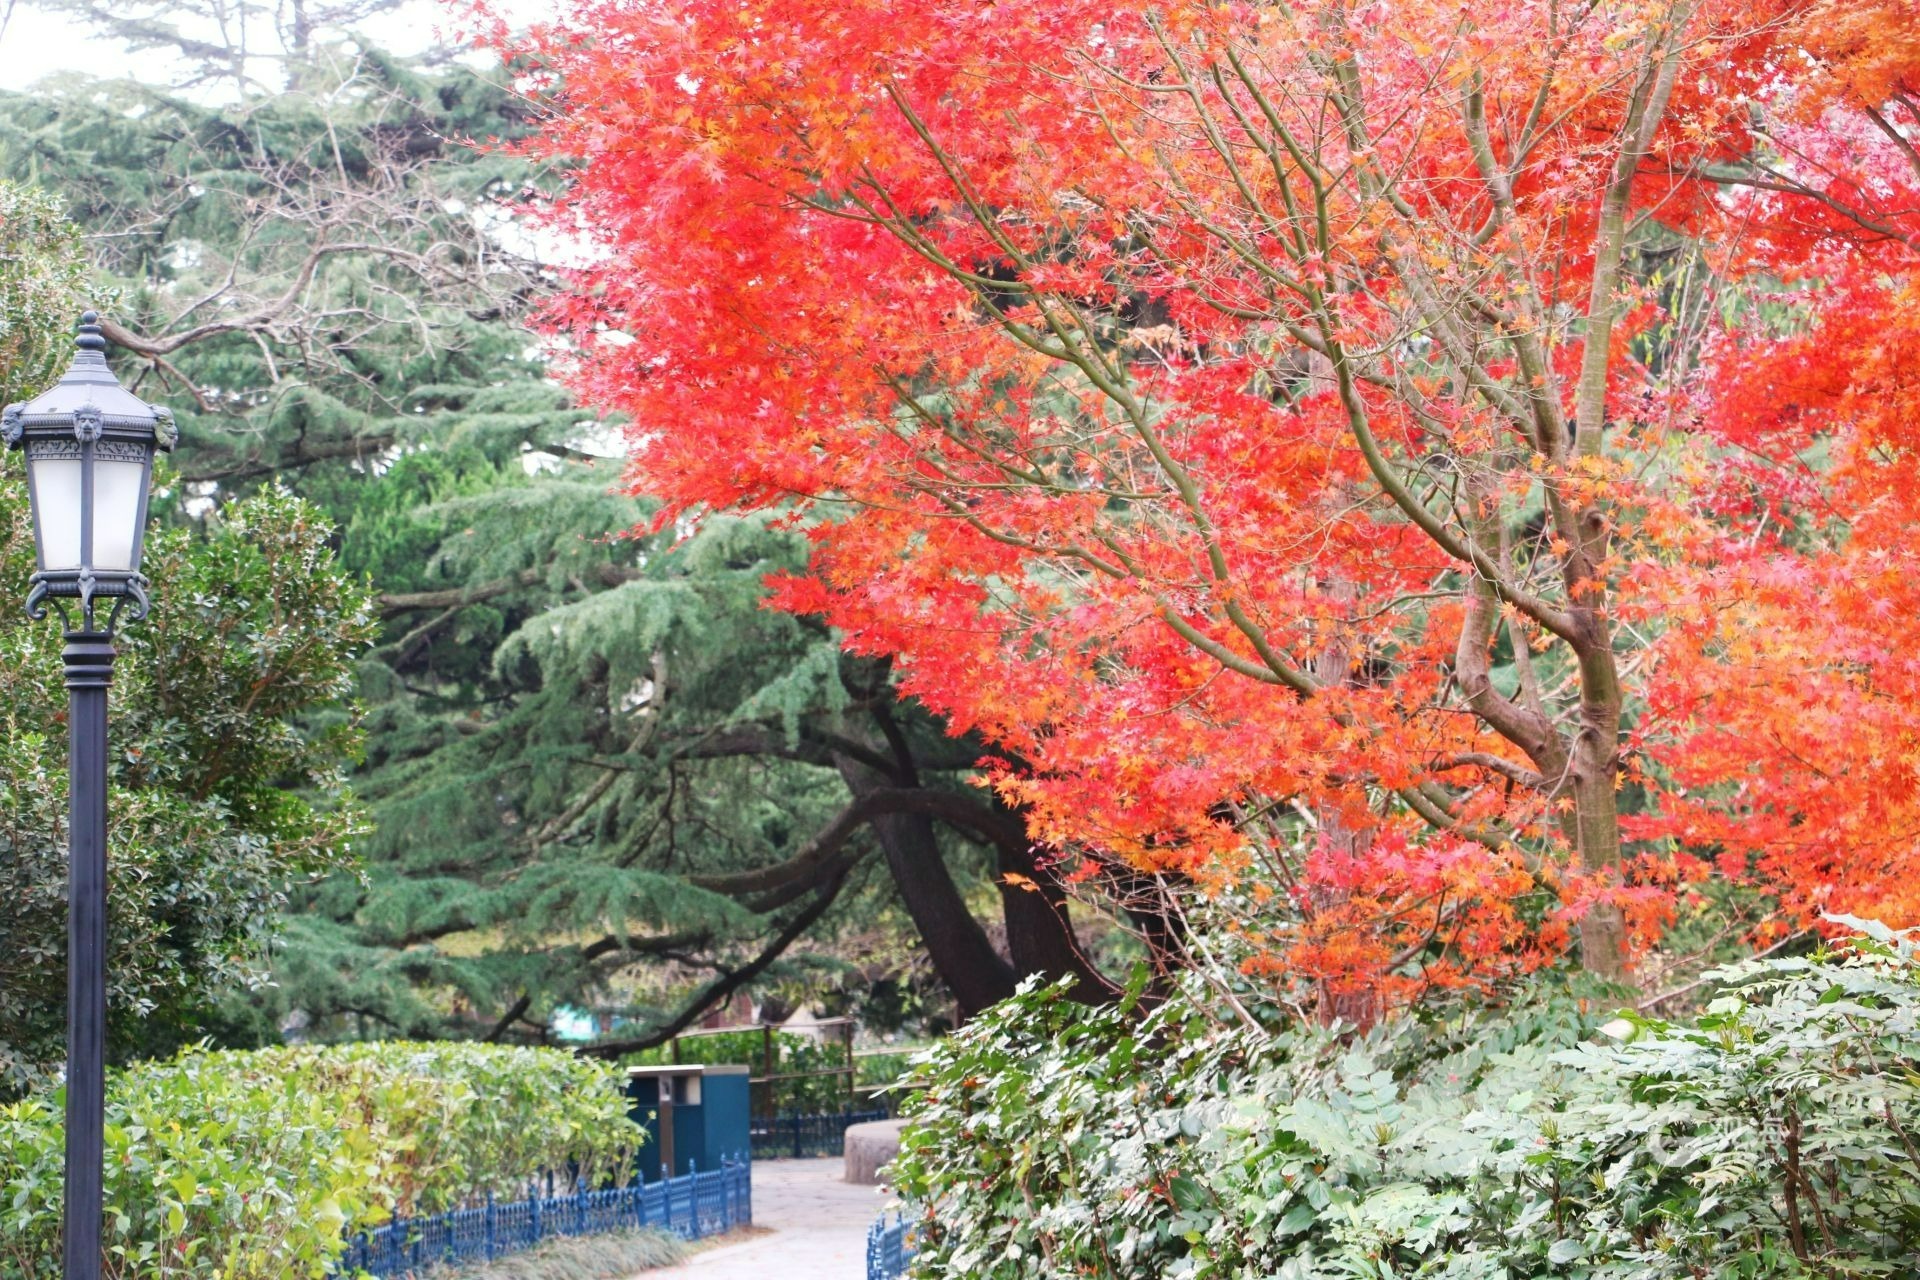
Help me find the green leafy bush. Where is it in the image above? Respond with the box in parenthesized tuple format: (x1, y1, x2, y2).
(891, 920, 1920, 1279)
(0, 1041, 636, 1280)
(857, 1048, 925, 1114)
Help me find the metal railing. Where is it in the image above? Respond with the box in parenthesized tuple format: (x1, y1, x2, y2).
(337, 1157, 750, 1277)
(866, 1213, 916, 1280)
(750, 1108, 888, 1159)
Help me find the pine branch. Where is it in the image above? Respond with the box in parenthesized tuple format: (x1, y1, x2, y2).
(376, 564, 643, 618)
(576, 874, 851, 1058)
(671, 727, 903, 780)
(482, 992, 532, 1042)
(580, 929, 713, 963)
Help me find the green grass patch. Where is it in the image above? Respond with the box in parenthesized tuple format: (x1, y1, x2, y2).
(431, 1230, 690, 1280)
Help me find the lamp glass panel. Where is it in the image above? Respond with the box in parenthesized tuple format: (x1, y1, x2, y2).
(26, 454, 83, 571)
(91, 453, 149, 572)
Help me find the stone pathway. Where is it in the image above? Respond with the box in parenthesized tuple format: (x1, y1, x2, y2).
(639, 1158, 893, 1280)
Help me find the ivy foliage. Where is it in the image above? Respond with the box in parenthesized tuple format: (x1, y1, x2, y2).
(0, 1040, 636, 1280)
(891, 922, 1920, 1278)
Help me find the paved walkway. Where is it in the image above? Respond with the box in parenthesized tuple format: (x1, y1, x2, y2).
(642, 1158, 892, 1280)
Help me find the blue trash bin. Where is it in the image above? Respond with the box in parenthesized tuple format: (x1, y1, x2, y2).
(626, 1064, 751, 1181)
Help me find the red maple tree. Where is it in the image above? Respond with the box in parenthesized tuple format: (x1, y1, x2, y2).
(489, 0, 1920, 1000)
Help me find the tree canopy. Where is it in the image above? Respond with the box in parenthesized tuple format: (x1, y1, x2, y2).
(497, 0, 1920, 1005)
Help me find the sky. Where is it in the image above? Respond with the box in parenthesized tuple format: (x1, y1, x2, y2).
(0, 4, 128, 76)
(0, 0, 478, 89)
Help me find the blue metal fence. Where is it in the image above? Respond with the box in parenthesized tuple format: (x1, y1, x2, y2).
(751, 1109, 888, 1159)
(337, 1158, 751, 1277)
(866, 1213, 915, 1280)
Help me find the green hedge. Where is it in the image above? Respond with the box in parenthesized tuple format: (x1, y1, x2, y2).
(0, 1041, 636, 1280)
(891, 919, 1920, 1279)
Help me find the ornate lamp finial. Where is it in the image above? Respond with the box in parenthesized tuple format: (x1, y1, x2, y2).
(75, 311, 106, 355)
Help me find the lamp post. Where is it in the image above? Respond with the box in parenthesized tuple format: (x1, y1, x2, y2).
(3, 312, 174, 1280)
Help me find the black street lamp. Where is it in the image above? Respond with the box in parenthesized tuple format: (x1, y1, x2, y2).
(3, 312, 175, 1280)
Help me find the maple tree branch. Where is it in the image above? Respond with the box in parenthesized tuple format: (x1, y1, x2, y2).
(884, 86, 1038, 274)
(1325, 336, 1579, 642)
(1459, 74, 1571, 457)
(1692, 163, 1920, 251)
(1573, 7, 1691, 455)
(1864, 101, 1920, 190)
(1451, 478, 1572, 774)
(854, 148, 1320, 696)
(1238, 22, 1583, 648)
(1429, 752, 1546, 791)
(1156, 605, 1315, 693)
(1151, 21, 1310, 268)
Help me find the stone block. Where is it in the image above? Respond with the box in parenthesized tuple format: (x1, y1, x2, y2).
(843, 1118, 908, 1186)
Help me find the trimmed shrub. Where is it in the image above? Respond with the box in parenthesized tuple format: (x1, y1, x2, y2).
(0, 1041, 635, 1280)
(890, 920, 1920, 1278)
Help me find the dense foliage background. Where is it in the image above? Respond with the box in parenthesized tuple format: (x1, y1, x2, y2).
(0, 176, 373, 1087)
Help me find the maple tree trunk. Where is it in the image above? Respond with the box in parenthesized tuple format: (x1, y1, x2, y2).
(1556, 10, 1686, 987)
(1311, 807, 1381, 1028)
(1308, 575, 1382, 1026)
(1569, 627, 1630, 983)
(995, 837, 1117, 1005)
